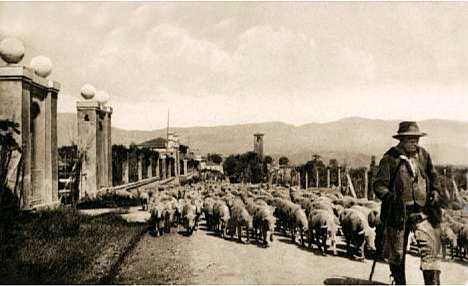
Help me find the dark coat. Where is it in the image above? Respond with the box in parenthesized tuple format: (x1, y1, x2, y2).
(373, 145, 441, 264)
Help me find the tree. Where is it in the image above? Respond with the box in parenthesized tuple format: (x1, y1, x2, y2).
(223, 154, 241, 183)
(0, 120, 22, 200)
(264, 155, 273, 165)
(0, 120, 23, 269)
(179, 144, 188, 156)
(207, 153, 223, 164)
(223, 151, 268, 184)
(279, 156, 289, 166)
(329, 159, 339, 169)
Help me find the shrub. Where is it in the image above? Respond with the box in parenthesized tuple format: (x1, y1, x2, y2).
(2, 210, 144, 284)
(25, 206, 82, 239)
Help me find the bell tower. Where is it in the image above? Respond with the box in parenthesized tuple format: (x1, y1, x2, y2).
(253, 133, 264, 158)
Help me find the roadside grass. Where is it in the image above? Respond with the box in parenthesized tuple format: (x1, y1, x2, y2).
(1, 206, 145, 284)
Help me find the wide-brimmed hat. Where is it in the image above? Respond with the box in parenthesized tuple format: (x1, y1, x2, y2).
(393, 121, 427, 139)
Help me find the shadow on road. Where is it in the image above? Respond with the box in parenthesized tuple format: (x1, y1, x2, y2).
(324, 276, 388, 285)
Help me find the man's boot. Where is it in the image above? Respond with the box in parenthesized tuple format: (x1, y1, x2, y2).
(423, 270, 440, 285)
(390, 263, 406, 285)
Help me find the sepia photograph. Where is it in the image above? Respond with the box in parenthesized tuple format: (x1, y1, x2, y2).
(0, 1, 467, 285)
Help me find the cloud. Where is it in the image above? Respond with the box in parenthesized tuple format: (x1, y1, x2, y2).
(1, 2, 467, 131)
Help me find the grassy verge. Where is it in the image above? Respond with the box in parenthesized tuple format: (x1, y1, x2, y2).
(1, 207, 145, 284)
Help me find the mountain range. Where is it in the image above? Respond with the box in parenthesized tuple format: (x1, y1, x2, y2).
(58, 113, 467, 168)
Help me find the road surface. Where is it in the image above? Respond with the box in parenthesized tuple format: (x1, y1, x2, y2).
(112, 215, 468, 285)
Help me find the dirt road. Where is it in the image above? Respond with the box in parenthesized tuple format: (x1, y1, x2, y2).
(113, 218, 468, 285)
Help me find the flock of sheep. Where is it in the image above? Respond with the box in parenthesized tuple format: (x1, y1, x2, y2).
(138, 182, 468, 262)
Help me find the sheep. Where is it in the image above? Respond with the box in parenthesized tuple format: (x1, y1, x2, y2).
(308, 209, 340, 255)
(341, 208, 376, 261)
(228, 198, 253, 243)
(139, 192, 150, 211)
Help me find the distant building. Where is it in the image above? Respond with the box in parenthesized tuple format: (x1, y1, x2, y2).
(254, 133, 264, 158)
(137, 132, 183, 176)
(138, 132, 180, 159)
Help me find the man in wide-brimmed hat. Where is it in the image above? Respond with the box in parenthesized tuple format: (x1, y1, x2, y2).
(374, 121, 442, 285)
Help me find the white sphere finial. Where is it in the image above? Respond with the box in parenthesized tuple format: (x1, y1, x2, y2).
(95, 90, 109, 104)
(30, 55, 53, 77)
(80, 84, 96, 100)
(0, 37, 25, 65)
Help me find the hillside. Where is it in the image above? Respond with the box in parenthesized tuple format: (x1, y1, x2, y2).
(57, 113, 468, 168)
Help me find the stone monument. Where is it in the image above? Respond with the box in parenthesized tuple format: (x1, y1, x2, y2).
(76, 85, 112, 198)
(0, 38, 60, 209)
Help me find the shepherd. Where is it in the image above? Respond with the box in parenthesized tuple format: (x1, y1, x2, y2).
(374, 121, 442, 285)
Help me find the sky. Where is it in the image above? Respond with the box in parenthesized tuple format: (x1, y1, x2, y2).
(0, 2, 467, 131)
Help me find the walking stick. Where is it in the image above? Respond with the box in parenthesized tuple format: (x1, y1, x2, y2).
(369, 255, 377, 281)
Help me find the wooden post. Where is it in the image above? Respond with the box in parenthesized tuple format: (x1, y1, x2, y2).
(364, 168, 368, 199)
(123, 153, 129, 184)
(452, 179, 460, 202)
(316, 169, 319, 188)
(338, 167, 342, 189)
(346, 172, 357, 198)
(297, 171, 301, 188)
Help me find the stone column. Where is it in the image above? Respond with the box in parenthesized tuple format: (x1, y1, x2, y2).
(297, 172, 301, 188)
(161, 157, 166, 179)
(31, 86, 46, 206)
(76, 86, 112, 195)
(47, 81, 59, 203)
(183, 159, 188, 175)
(155, 157, 160, 179)
(168, 158, 173, 178)
(96, 110, 105, 189)
(123, 153, 129, 184)
(0, 46, 61, 210)
(147, 157, 152, 178)
(305, 171, 308, 190)
(138, 154, 143, 181)
(175, 150, 180, 176)
(327, 168, 330, 188)
(104, 108, 112, 186)
(0, 65, 33, 209)
(77, 100, 99, 198)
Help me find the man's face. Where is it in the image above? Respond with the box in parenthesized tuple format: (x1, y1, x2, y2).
(400, 136, 420, 154)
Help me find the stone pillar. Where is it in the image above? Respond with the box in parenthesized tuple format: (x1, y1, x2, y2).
(305, 171, 308, 190)
(183, 159, 188, 176)
(138, 154, 143, 181)
(46, 81, 59, 203)
(0, 65, 33, 209)
(155, 157, 160, 179)
(0, 44, 60, 209)
(96, 111, 105, 189)
(169, 157, 173, 178)
(104, 108, 112, 186)
(161, 157, 166, 179)
(147, 157, 152, 178)
(77, 87, 112, 197)
(123, 153, 129, 184)
(297, 172, 301, 188)
(31, 86, 46, 206)
(175, 150, 180, 176)
(77, 101, 99, 198)
(327, 168, 330, 188)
